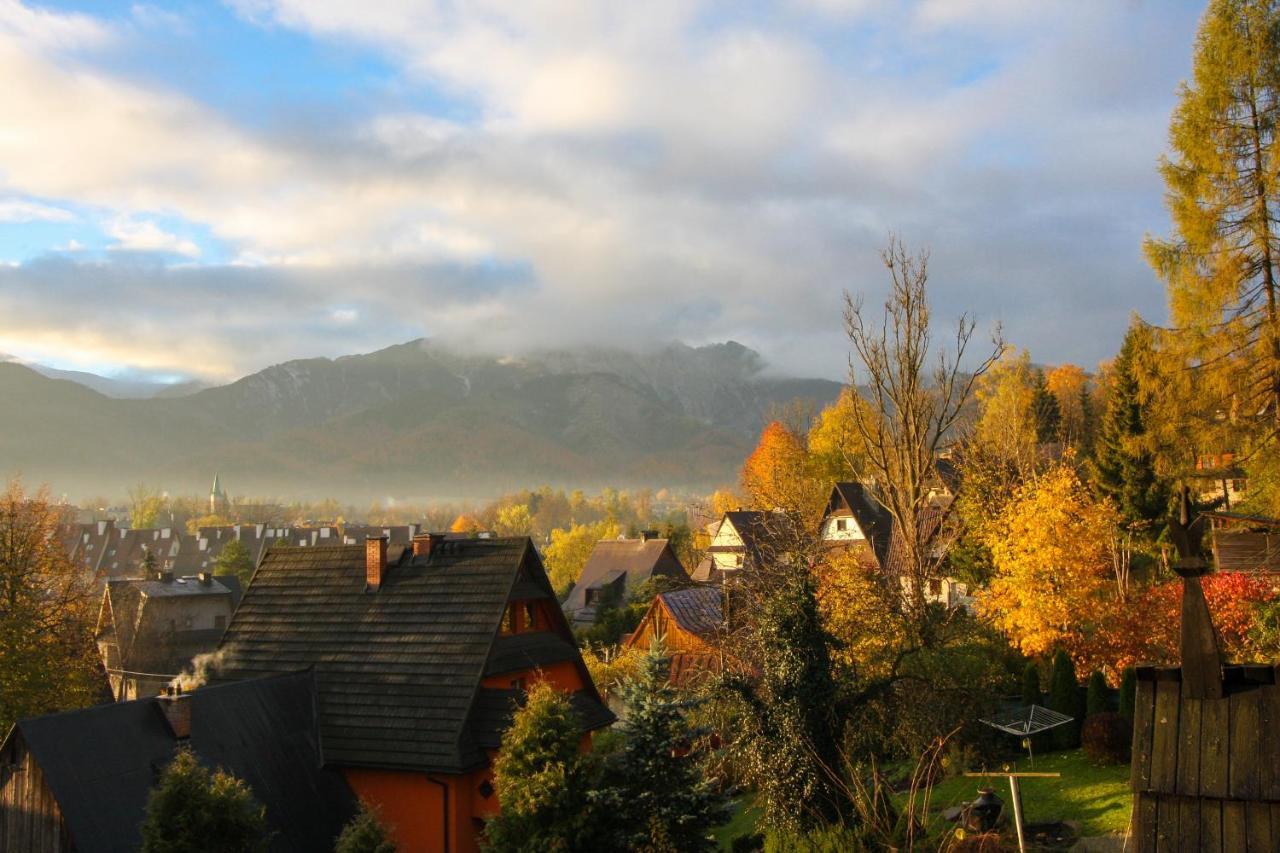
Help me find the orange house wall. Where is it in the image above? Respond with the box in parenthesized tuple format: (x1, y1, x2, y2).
(344, 597, 598, 853)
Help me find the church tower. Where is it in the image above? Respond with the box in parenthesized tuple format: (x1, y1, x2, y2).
(210, 473, 229, 515)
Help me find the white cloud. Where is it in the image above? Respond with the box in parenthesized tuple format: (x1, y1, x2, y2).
(106, 216, 200, 257)
(0, 0, 112, 51)
(0, 198, 75, 222)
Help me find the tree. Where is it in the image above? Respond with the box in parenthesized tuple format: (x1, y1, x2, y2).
(1021, 663, 1042, 707)
(1086, 670, 1109, 717)
(1048, 650, 1083, 750)
(1091, 321, 1169, 531)
(140, 749, 268, 853)
(806, 390, 871, 484)
(1144, 0, 1280, 441)
(0, 480, 101, 732)
(483, 681, 606, 852)
(494, 504, 535, 538)
(1031, 368, 1062, 444)
(843, 237, 1001, 638)
(129, 483, 167, 530)
(1046, 364, 1094, 452)
(601, 640, 726, 852)
(333, 802, 396, 853)
(543, 520, 619, 598)
(1118, 667, 1138, 721)
(740, 421, 827, 520)
(214, 539, 256, 589)
(721, 567, 845, 833)
(979, 464, 1119, 661)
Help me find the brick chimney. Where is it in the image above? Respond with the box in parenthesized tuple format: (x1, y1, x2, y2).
(197, 571, 213, 586)
(157, 685, 191, 739)
(366, 535, 388, 590)
(412, 532, 438, 560)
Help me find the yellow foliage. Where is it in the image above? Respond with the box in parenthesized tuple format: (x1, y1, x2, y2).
(580, 643, 646, 697)
(813, 548, 904, 680)
(973, 348, 1039, 472)
(450, 514, 483, 534)
(977, 464, 1118, 659)
(807, 390, 870, 483)
(740, 421, 827, 520)
(542, 520, 619, 597)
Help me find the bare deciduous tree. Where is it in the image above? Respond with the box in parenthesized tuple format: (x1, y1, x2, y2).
(843, 236, 1002, 641)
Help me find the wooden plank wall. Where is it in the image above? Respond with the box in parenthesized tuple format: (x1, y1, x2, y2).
(0, 735, 73, 853)
(1131, 666, 1280, 852)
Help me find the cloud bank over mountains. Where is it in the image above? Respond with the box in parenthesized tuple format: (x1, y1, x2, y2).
(0, 0, 1203, 381)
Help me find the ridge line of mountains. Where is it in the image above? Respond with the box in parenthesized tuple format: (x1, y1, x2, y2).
(0, 339, 842, 501)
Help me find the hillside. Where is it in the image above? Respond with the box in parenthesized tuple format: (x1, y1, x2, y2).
(0, 340, 842, 500)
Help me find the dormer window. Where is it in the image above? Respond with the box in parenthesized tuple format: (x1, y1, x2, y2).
(835, 518, 848, 532)
(523, 601, 537, 630)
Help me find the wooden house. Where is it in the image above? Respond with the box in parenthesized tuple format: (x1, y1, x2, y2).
(691, 510, 776, 583)
(818, 483, 971, 611)
(94, 571, 242, 701)
(207, 533, 613, 853)
(563, 533, 688, 625)
(625, 586, 725, 688)
(0, 671, 356, 852)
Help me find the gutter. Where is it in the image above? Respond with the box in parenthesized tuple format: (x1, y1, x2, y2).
(425, 774, 450, 852)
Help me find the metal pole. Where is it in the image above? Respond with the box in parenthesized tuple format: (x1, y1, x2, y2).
(1008, 775, 1026, 853)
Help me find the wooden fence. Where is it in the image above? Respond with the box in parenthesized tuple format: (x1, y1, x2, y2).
(1130, 664, 1280, 851)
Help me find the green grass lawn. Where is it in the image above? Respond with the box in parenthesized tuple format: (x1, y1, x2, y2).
(908, 749, 1132, 837)
(714, 796, 762, 849)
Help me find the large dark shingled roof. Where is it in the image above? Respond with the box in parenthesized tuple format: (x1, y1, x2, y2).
(658, 586, 724, 637)
(4, 671, 355, 853)
(209, 538, 609, 774)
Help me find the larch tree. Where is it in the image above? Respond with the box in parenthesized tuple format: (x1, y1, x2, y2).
(1144, 0, 1280, 459)
(843, 236, 1002, 639)
(1046, 363, 1094, 452)
(740, 421, 828, 521)
(0, 480, 102, 732)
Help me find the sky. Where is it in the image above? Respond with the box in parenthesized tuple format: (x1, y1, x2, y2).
(0, 0, 1207, 383)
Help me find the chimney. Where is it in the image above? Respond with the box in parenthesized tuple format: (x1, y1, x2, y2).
(412, 532, 438, 560)
(157, 570, 175, 583)
(640, 529, 659, 542)
(366, 535, 388, 590)
(197, 571, 213, 586)
(157, 685, 192, 739)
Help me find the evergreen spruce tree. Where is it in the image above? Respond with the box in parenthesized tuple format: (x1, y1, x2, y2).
(1021, 663, 1041, 707)
(333, 803, 396, 853)
(140, 749, 268, 853)
(602, 639, 727, 852)
(1085, 671, 1109, 718)
(1031, 369, 1062, 444)
(1144, 0, 1280, 444)
(214, 539, 256, 589)
(482, 682, 607, 852)
(1092, 321, 1168, 530)
(1048, 651, 1083, 750)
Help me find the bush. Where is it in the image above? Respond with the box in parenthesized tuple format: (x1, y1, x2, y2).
(763, 825, 871, 853)
(1021, 663, 1041, 707)
(140, 749, 268, 853)
(1048, 651, 1082, 749)
(1085, 671, 1109, 717)
(1118, 667, 1137, 721)
(1081, 712, 1131, 765)
(333, 803, 395, 853)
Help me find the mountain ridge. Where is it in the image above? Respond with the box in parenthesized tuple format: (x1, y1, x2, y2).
(0, 339, 843, 501)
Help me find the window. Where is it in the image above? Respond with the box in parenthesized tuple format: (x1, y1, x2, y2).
(502, 606, 517, 634)
(523, 601, 537, 630)
(835, 518, 848, 532)
(585, 588, 599, 606)
(510, 676, 527, 691)
(214, 614, 226, 630)
(734, 554, 743, 567)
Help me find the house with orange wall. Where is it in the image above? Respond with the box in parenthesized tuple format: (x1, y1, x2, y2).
(625, 586, 726, 689)
(209, 533, 613, 853)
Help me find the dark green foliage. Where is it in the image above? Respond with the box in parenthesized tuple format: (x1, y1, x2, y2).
(1021, 663, 1041, 707)
(140, 749, 268, 853)
(1091, 322, 1168, 531)
(333, 803, 396, 853)
(1048, 651, 1082, 749)
(214, 538, 256, 589)
(763, 825, 869, 853)
(600, 639, 728, 852)
(1118, 668, 1137, 722)
(1085, 671, 1109, 718)
(721, 570, 845, 833)
(482, 682, 608, 852)
(1031, 369, 1062, 444)
(731, 832, 766, 853)
(1081, 713, 1131, 765)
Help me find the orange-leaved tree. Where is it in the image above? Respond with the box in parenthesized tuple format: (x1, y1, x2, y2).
(740, 421, 827, 521)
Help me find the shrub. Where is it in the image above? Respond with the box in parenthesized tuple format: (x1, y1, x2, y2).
(1118, 667, 1137, 721)
(1048, 650, 1082, 749)
(763, 825, 870, 853)
(333, 803, 395, 853)
(1081, 712, 1131, 765)
(1085, 671, 1109, 717)
(1021, 663, 1041, 707)
(140, 749, 268, 853)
